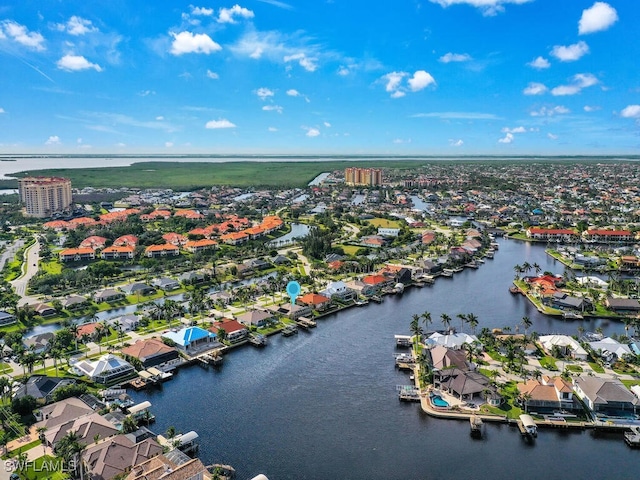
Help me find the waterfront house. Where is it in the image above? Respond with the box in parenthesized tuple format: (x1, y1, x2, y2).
(586, 337, 632, 363)
(109, 314, 140, 332)
(429, 345, 469, 370)
(583, 229, 633, 243)
(161, 326, 217, 353)
(95, 288, 125, 303)
(605, 297, 640, 313)
(209, 290, 233, 306)
(321, 281, 356, 302)
(272, 303, 312, 320)
(538, 335, 588, 360)
(152, 277, 180, 291)
(297, 293, 331, 311)
(23, 332, 55, 354)
(31, 302, 57, 316)
(526, 227, 578, 242)
(433, 367, 492, 402)
(360, 235, 386, 248)
(62, 294, 90, 310)
(517, 376, 576, 413)
(83, 434, 163, 480)
(362, 274, 392, 292)
(178, 271, 206, 285)
(120, 282, 156, 296)
(121, 339, 180, 368)
(101, 245, 136, 260)
(424, 332, 480, 350)
(209, 318, 248, 344)
(125, 450, 208, 480)
(236, 309, 275, 328)
(548, 292, 592, 312)
(72, 354, 136, 384)
(574, 376, 639, 417)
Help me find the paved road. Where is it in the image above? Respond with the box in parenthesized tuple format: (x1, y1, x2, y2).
(9, 236, 41, 306)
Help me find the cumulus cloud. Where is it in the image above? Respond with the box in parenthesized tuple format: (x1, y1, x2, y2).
(429, 0, 533, 16)
(620, 105, 640, 119)
(138, 90, 155, 96)
(502, 126, 526, 133)
(191, 6, 214, 16)
(206, 70, 219, 79)
(337, 66, 350, 76)
(57, 54, 103, 72)
(439, 52, 471, 63)
(45, 135, 61, 145)
(1, 20, 45, 50)
(579, 2, 618, 35)
(256, 87, 275, 100)
(449, 139, 464, 147)
(170, 31, 221, 55)
(218, 5, 255, 23)
(382, 70, 435, 97)
(262, 105, 283, 113)
(551, 73, 598, 96)
(551, 41, 589, 62)
(498, 132, 513, 144)
(284, 52, 317, 72)
(583, 105, 600, 112)
(523, 82, 547, 95)
(286, 89, 301, 97)
(205, 119, 236, 129)
(527, 56, 550, 69)
(56, 16, 98, 35)
(530, 105, 570, 116)
(305, 127, 320, 137)
(408, 70, 436, 91)
(323, 122, 331, 128)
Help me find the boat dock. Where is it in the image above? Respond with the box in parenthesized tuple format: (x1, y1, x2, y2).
(624, 426, 640, 448)
(296, 316, 317, 329)
(395, 334, 412, 348)
(397, 385, 421, 402)
(517, 414, 538, 437)
(470, 415, 483, 438)
(198, 351, 224, 366)
(282, 324, 299, 336)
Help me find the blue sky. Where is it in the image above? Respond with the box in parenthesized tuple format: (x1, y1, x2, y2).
(0, 0, 639, 155)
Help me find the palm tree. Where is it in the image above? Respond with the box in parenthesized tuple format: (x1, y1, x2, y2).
(54, 430, 84, 479)
(440, 313, 451, 334)
(37, 426, 48, 456)
(421, 311, 432, 334)
(521, 316, 532, 337)
(122, 416, 138, 434)
(456, 313, 467, 333)
(532, 262, 541, 276)
(466, 313, 479, 335)
(409, 314, 423, 348)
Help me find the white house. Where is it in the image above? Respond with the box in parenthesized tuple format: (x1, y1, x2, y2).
(72, 354, 135, 384)
(424, 332, 480, 350)
(538, 335, 588, 360)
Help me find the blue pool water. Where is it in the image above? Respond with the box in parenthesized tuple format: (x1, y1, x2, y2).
(431, 394, 450, 408)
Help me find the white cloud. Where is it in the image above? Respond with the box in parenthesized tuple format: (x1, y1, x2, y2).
(583, 105, 600, 112)
(551, 73, 598, 96)
(165, 142, 174, 148)
(206, 70, 219, 79)
(408, 70, 436, 91)
(429, 0, 533, 17)
(498, 132, 514, 143)
(579, 2, 618, 35)
(527, 56, 550, 69)
(411, 112, 501, 120)
(262, 105, 283, 113)
(283, 52, 317, 72)
(286, 89, 300, 97)
(551, 41, 589, 62)
(530, 105, 570, 116)
(449, 139, 464, 147)
(523, 82, 547, 95)
(56, 16, 98, 36)
(191, 6, 214, 16)
(205, 119, 236, 129)
(323, 122, 331, 128)
(45, 135, 61, 145)
(156, 116, 164, 121)
(1, 20, 45, 50)
(547, 133, 558, 140)
(439, 52, 471, 63)
(256, 87, 275, 100)
(218, 5, 255, 23)
(170, 31, 221, 55)
(337, 66, 350, 76)
(383, 71, 407, 94)
(257, 0, 293, 9)
(620, 105, 640, 119)
(139, 90, 155, 96)
(57, 54, 103, 72)
(502, 126, 526, 133)
(305, 127, 320, 137)
(0, 108, 4, 114)
(268, 126, 278, 132)
(391, 91, 406, 99)
(393, 138, 412, 144)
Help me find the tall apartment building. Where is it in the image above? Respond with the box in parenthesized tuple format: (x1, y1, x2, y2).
(344, 167, 383, 186)
(18, 176, 73, 218)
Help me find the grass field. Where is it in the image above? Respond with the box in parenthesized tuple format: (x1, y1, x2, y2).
(367, 218, 401, 228)
(9, 159, 431, 189)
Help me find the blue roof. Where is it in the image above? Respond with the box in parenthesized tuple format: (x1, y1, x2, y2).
(164, 326, 213, 347)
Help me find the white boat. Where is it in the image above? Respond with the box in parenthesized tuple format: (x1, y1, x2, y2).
(519, 414, 537, 437)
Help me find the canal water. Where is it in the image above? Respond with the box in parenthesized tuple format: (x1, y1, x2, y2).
(130, 239, 637, 480)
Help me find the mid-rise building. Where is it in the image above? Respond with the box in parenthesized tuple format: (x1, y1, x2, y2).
(345, 167, 383, 186)
(18, 176, 72, 218)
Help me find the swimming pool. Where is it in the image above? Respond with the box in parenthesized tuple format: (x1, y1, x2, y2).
(431, 394, 450, 408)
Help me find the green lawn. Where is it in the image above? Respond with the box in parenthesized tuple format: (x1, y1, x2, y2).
(589, 362, 605, 373)
(538, 356, 558, 370)
(367, 218, 401, 228)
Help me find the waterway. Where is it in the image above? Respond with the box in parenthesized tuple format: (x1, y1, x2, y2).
(130, 238, 637, 480)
